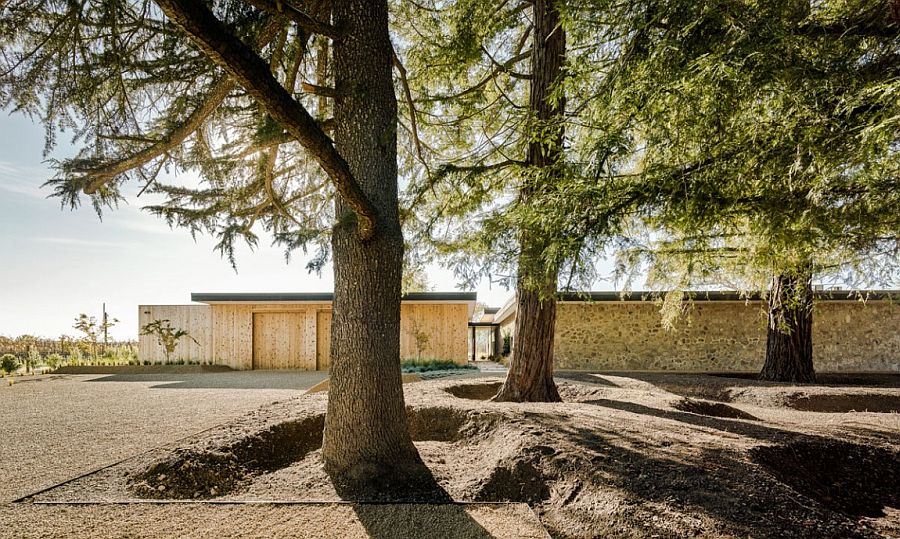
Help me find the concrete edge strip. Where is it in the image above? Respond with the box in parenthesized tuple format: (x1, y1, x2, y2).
(27, 500, 527, 506)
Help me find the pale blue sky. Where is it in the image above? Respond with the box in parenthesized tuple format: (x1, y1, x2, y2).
(0, 110, 618, 340)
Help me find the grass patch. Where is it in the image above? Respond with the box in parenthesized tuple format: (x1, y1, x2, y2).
(401, 358, 477, 373)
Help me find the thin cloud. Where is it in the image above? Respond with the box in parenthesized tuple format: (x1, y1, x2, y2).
(0, 161, 50, 199)
(34, 236, 136, 250)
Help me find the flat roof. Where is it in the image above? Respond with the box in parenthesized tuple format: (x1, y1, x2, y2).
(557, 290, 900, 302)
(191, 292, 478, 304)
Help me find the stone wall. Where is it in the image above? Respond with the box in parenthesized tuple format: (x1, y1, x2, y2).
(553, 300, 900, 372)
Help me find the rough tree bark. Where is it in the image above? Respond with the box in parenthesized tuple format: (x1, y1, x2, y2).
(322, 0, 427, 495)
(494, 0, 565, 403)
(759, 270, 816, 383)
(154, 0, 430, 499)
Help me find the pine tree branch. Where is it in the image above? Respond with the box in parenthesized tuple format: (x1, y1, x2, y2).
(482, 45, 532, 80)
(392, 46, 431, 177)
(421, 49, 532, 103)
(243, 0, 340, 39)
(155, 0, 377, 240)
(81, 77, 233, 194)
(78, 19, 285, 194)
(300, 81, 341, 97)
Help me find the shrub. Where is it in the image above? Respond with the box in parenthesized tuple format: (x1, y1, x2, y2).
(68, 348, 83, 366)
(400, 358, 477, 373)
(45, 353, 64, 370)
(1, 354, 19, 375)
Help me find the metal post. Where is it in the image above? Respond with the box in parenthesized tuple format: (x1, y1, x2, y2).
(102, 302, 108, 354)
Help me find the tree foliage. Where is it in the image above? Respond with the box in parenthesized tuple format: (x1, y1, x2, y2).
(0, 1, 340, 268)
(0, 354, 19, 375)
(394, 0, 634, 295)
(583, 0, 900, 295)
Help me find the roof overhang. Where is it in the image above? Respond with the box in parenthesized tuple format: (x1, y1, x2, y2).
(191, 292, 478, 317)
(556, 290, 900, 303)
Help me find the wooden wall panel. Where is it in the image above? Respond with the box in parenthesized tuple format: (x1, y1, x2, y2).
(142, 301, 470, 370)
(209, 304, 330, 370)
(252, 312, 312, 369)
(138, 305, 211, 363)
(399, 303, 468, 364)
(316, 310, 332, 370)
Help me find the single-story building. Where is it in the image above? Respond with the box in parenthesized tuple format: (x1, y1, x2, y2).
(492, 290, 900, 372)
(138, 292, 476, 370)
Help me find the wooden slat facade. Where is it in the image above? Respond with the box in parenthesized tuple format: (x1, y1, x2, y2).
(138, 300, 471, 369)
(138, 305, 211, 363)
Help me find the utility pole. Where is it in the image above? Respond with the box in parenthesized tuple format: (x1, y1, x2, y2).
(102, 302, 108, 354)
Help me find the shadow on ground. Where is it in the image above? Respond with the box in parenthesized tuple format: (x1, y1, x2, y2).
(579, 398, 900, 520)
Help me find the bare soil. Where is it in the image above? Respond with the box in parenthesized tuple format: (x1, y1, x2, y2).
(25, 372, 900, 538)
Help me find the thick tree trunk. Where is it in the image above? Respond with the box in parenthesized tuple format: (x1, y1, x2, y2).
(322, 0, 426, 496)
(495, 278, 562, 402)
(494, 0, 565, 403)
(759, 271, 816, 383)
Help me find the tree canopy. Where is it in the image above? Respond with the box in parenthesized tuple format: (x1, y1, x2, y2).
(586, 0, 900, 294)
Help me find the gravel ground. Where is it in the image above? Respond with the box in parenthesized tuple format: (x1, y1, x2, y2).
(0, 371, 325, 501)
(0, 503, 548, 538)
(0, 370, 547, 538)
(35, 372, 898, 538)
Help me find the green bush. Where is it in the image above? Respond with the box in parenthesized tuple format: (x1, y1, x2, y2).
(45, 353, 64, 370)
(400, 358, 477, 373)
(1, 354, 19, 375)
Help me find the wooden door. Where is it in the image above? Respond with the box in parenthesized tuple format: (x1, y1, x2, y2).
(253, 312, 309, 369)
(316, 310, 332, 370)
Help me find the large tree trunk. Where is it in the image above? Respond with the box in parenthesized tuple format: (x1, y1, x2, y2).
(495, 276, 562, 402)
(759, 271, 816, 383)
(322, 0, 426, 495)
(494, 0, 565, 403)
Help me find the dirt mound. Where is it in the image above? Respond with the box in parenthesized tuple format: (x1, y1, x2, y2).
(445, 381, 503, 401)
(750, 440, 900, 517)
(129, 414, 325, 499)
(672, 398, 758, 420)
(406, 406, 500, 442)
(473, 457, 551, 505)
(786, 394, 900, 413)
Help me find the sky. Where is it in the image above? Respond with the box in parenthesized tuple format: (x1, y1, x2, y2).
(0, 109, 619, 340)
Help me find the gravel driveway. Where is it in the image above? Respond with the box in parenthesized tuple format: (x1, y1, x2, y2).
(0, 371, 326, 502)
(0, 371, 547, 538)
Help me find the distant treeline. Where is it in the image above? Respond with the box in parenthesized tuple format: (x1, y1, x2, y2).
(0, 335, 137, 359)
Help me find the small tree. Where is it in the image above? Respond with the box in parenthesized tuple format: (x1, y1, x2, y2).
(140, 319, 198, 364)
(1, 354, 19, 375)
(74, 314, 100, 360)
(73, 313, 120, 361)
(25, 347, 41, 374)
(405, 316, 431, 361)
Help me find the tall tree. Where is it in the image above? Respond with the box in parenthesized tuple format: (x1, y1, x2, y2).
(1, 0, 426, 493)
(494, 0, 566, 402)
(395, 0, 628, 401)
(594, 0, 900, 382)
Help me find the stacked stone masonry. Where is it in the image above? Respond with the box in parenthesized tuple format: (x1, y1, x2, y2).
(553, 300, 900, 372)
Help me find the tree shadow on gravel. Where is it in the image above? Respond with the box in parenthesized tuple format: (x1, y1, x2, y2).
(554, 371, 620, 387)
(349, 503, 496, 539)
(575, 399, 899, 528)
